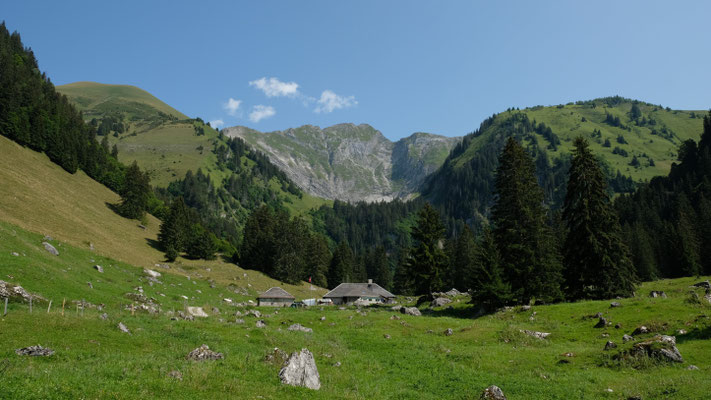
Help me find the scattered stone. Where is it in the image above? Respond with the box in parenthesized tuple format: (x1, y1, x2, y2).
(594, 317, 608, 328)
(604, 341, 617, 350)
(444, 328, 454, 336)
(168, 370, 182, 380)
(87, 282, 93, 289)
(692, 280, 711, 289)
(99, 313, 108, 320)
(264, 348, 288, 364)
(480, 385, 506, 400)
(561, 352, 574, 357)
(610, 302, 621, 308)
(632, 326, 649, 335)
(444, 288, 461, 297)
(400, 307, 422, 317)
(256, 320, 266, 328)
(138, 224, 147, 230)
(649, 291, 667, 298)
(320, 316, 326, 321)
(93, 265, 104, 273)
(431, 297, 452, 308)
(390, 315, 401, 320)
(42, 242, 59, 256)
(520, 330, 550, 340)
(384, 334, 391, 339)
(628, 335, 683, 363)
(279, 348, 321, 390)
(390, 305, 402, 312)
(143, 268, 161, 279)
(623, 334, 634, 343)
(687, 365, 699, 370)
(521, 305, 532, 311)
(186, 307, 209, 318)
(211, 307, 220, 314)
(601, 333, 610, 338)
(0, 280, 44, 301)
(15, 345, 54, 357)
(118, 322, 130, 334)
(248, 309, 262, 318)
(615, 323, 622, 329)
(11, 252, 19, 257)
(186, 344, 223, 361)
(288, 324, 313, 333)
(677, 329, 687, 335)
(333, 361, 341, 367)
(235, 318, 245, 324)
(172, 311, 194, 321)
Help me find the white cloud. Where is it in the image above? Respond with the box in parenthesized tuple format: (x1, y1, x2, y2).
(223, 98, 242, 116)
(249, 77, 299, 98)
(315, 90, 357, 113)
(209, 119, 224, 129)
(249, 105, 276, 123)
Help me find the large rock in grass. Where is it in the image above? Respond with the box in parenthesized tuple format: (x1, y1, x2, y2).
(480, 385, 506, 399)
(187, 307, 209, 318)
(288, 324, 313, 333)
(629, 335, 683, 363)
(143, 268, 161, 278)
(649, 291, 667, 298)
(186, 344, 223, 361)
(400, 307, 422, 316)
(279, 348, 321, 390)
(0, 280, 45, 302)
(42, 242, 59, 256)
(431, 297, 452, 308)
(15, 345, 54, 357)
(520, 329, 550, 340)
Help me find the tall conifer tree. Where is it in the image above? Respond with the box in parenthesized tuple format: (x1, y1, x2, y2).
(562, 137, 636, 299)
(408, 203, 448, 296)
(492, 138, 563, 304)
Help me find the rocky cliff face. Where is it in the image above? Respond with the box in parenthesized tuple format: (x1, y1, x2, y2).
(222, 124, 460, 202)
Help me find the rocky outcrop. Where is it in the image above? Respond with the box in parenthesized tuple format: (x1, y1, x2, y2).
(400, 307, 422, 317)
(480, 385, 506, 399)
(626, 335, 683, 363)
(223, 124, 460, 202)
(16, 345, 54, 357)
(186, 344, 223, 361)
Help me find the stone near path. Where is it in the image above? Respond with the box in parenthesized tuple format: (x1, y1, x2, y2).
(279, 348, 321, 390)
(15, 345, 54, 357)
(42, 242, 59, 256)
(186, 344, 224, 361)
(480, 385, 506, 400)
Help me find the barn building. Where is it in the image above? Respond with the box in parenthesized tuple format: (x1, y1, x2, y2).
(323, 279, 396, 305)
(257, 287, 295, 307)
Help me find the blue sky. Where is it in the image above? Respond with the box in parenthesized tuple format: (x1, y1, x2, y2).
(4, 1, 711, 140)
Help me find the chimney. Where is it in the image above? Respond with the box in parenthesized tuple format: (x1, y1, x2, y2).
(368, 279, 373, 286)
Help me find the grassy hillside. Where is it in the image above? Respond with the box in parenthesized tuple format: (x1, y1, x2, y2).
(1, 226, 709, 399)
(457, 98, 705, 182)
(0, 135, 325, 300)
(57, 81, 188, 120)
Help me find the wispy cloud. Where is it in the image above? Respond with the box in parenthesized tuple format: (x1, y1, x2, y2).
(249, 105, 276, 123)
(223, 98, 242, 116)
(249, 77, 299, 98)
(209, 119, 224, 129)
(315, 90, 357, 113)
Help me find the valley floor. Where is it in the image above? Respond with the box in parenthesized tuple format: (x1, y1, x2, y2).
(1, 221, 710, 399)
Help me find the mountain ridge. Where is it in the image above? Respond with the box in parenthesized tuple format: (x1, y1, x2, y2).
(223, 123, 461, 202)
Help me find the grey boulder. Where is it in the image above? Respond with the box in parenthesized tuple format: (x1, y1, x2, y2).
(279, 348, 321, 390)
(42, 242, 59, 256)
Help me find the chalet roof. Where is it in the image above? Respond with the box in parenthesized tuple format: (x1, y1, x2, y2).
(258, 287, 295, 299)
(323, 282, 396, 299)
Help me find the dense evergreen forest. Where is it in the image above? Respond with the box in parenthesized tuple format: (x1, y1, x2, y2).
(3, 21, 709, 307)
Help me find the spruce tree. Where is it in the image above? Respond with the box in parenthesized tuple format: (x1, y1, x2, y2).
(306, 234, 331, 288)
(118, 161, 151, 220)
(328, 241, 354, 289)
(393, 247, 413, 295)
(158, 197, 192, 261)
(185, 223, 217, 260)
(451, 226, 477, 291)
(370, 246, 392, 290)
(492, 138, 563, 304)
(408, 203, 448, 296)
(562, 137, 636, 299)
(239, 205, 276, 274)
(470, 228, 512, 311)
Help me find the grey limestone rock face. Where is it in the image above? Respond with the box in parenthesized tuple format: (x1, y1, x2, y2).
(278, 348, 321, 390)
(223, 124, 460, 202)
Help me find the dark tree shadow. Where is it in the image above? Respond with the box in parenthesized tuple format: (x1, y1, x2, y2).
(145, 238, 162, 252)
(105, 202, 121, 216)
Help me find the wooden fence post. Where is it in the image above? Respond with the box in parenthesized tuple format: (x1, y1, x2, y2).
(81, 299, 85, 316)
(3, 297, 7, 316)
(47, 300, 52, 313)
(62, 298, 65, 317)
(29, 297, 32, 313)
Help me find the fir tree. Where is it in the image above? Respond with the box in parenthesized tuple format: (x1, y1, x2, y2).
(369, 246, 392, 290)
(240, 205, 276, 274)
(470, 228, 512, 311)
(185, 223, 217, 260)
(306, 234, 331, 288)
(408, 203, 448, 296)
(451, 226, 477, 291)
(562, 137, 636, 299)
(158, 197, 192, 261)
(118, 161, 151, 220)
(393, 247, 413, 295)
(492, 138, 563, 304)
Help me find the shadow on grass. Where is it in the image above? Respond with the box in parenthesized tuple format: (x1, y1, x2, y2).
(145, 238, 162, 252)
(676, 321, 711, 344)
(105, 202, 121, 215)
